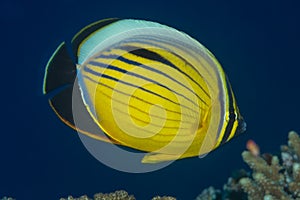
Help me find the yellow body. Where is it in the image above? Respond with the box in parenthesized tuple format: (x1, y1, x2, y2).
(80, 40, 227, 162)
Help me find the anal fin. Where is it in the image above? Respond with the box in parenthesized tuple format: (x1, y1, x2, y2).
(49, 81, 120, 145)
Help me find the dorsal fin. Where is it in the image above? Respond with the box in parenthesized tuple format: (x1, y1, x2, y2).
(43, 42, 76, 94)
(71, 18, 120, 62)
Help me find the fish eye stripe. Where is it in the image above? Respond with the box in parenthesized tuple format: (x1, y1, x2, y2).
(219, 80, 237, 145)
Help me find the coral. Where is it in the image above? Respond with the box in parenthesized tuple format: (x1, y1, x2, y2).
(60, 190, 135, 200)
(195, 186, 221, 200)
(239, 177, 263, 200)
(239, 151, 289, 199)
(59, 190, 177, 200)
(195, 131, 300, 200)
(151, 196, 176, 200)
(287, 131, 300, 159)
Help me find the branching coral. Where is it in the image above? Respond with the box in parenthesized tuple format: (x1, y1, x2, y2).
(239, 151, 289, 199)
(195, 131, 300, 200)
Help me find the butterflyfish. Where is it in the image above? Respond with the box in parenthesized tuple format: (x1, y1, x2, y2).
(43, 18, 246, 163)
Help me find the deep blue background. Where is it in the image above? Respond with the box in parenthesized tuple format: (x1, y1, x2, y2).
(1, 0, 300, 199)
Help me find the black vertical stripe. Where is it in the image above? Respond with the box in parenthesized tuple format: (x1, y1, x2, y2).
(220, 78, 237, 145)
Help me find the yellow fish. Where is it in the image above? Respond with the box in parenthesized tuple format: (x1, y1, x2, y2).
(43, 18, 246, 163)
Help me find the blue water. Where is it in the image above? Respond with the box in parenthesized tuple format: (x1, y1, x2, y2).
(1, 0, 300, 199)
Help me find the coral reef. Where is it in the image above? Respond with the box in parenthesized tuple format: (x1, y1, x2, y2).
(4, 131, 300, 199)
(195, 131, 300, 200)
(60, 190, 135, 200)
(59, 190, 176, 200)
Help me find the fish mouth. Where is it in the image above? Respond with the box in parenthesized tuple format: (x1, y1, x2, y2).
(236, 116, 247, 135)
